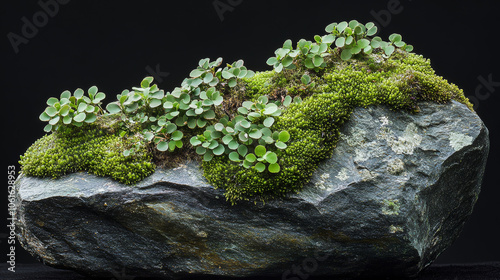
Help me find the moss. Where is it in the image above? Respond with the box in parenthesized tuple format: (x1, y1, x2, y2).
(203, 51, 473, 204)
(19, 125, 154, 184)
(20, 48, 473, 204)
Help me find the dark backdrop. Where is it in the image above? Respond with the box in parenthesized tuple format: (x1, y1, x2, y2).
(2, 0, 499, 266)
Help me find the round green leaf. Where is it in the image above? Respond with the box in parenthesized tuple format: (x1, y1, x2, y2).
(214, 123, 225, 131)
(254, 145, 266, 157)
(238, 145, 248, 157)
(49, 116, 60, 125)
(213, 145, 225, 156)
(263, 103, 278, 115)
(171, 130, 183, 141)
(341, 48, 352, 60)
(150, 99, 162, 108)
(255, 162, 266, 172)
(335, 37, 345, 48)
(264, 152, 278, 164)
(196, 146, 207, 155)
(222, 135, 233, 145)
(283, 96, 292, 107)
(240, 120, 251, 129)
(357, 39, 370, 49)
(275, 141, 287, 150)
(84, 113, 97, 123)
(245, 153, 257, 163)
(229, 152, 241, 162)
(367, 26, 378, 36)
(46, 97, 59, 106)
(279, 131, 291, 142)
(85, 105, 95, 113)
(204, 110, 216, 120)
(313, 55, 324, 67)
(60, 90, 71, 100)
(282, 56, 294, 67)
(63, 115, 72, 124)
(301, 74, 311, 85)
(190, 137, 202, 146)
(228, 140, 239, 150)
(238, 107, 249, 115)
(203, 152, 214, 162)
(157, 141, 169, 152)
(74, 88, 84, 99)
(263, 117, 275, 128)
(268, 163, 281, 173)
(266, 57, 278, 66)
(43, 124, 53, 132)
(106, 103, 121, 114)
(88, 86, 98, 96)
(168, 140, 177, 151)
(190, 69, 205, 78)
(77, 102, 87, 112)
(45, 106, 58, 117)
(166, 123, 177, 134)
(325, 22, 337, 33)
(238, 131, 248, 142)
(73, 112, 86, 122)
(384, 45, 395, 56)
(39, 112, 51, 121)
(337, 21, 348, 33)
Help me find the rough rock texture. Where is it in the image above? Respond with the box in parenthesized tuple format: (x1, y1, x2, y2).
(15, 101, 489, 279)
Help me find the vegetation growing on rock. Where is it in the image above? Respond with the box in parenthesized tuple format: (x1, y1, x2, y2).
(20, 20, 473, 204)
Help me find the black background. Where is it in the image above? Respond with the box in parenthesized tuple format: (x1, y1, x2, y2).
(1, 0, 499, 268)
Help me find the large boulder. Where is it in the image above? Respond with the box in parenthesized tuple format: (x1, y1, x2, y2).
(15, 101, 489, 279)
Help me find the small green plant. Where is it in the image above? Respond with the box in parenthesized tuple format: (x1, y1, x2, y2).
(39, 87, 106, 132)
(267, 20, 414, 74)
(190, 95, 295, 173)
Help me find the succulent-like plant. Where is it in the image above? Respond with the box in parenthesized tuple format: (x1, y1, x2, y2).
(267, 20, 414, 74)
(39, 86, 106, 132)
(190, 95, 295, 173)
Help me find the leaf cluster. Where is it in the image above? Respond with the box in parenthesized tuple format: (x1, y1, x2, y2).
(190, 95, 298, 173)
(39, 87, 105, 132)
(267, 20, 414, 74)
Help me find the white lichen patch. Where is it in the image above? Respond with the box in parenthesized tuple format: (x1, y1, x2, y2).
(387, 159, 405, 175)
(340, 128, 366, 147)
(449, 132, 473, 151)
(315, 173, 331, 190)
(384, 123, 422, 155)
(358, 169, 376, 181)
(335, 168, 349, 181)
(389, 225, 404, 234)
(379, 116, 389, 126)
(382, 199, 401, 215)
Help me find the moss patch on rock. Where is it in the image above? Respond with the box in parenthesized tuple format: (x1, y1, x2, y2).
(19, 125, 154, 185)
(203, 50, 472, 204)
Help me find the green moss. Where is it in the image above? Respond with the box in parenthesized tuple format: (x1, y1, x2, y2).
(19, 125, 154, 184)
(203, 50, 473, 204)
(20, 47, 473, 205)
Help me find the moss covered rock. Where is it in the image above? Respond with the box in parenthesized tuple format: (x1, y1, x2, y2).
(15, 100, 489, 279)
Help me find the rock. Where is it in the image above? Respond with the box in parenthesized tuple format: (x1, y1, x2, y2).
(15, 101, 489, 279)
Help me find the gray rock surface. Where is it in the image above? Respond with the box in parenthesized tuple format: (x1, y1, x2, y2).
(15, 101, 489, 279)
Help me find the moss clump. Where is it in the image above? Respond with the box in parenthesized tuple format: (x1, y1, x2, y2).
(202, 50, 473, 204)
(19, 125, 154, 184)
